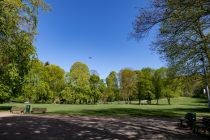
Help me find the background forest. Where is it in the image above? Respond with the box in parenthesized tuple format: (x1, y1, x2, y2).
(1, 59, 206, 105)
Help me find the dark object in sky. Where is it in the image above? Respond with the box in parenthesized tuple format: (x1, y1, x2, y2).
(45, 61, 50, 66)
(89, 57, 92, 59)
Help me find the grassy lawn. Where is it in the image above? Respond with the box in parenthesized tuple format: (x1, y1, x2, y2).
(0, 97, 209, 118)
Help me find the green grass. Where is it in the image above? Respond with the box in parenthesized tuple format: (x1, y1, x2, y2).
(0, 97, 209, 118)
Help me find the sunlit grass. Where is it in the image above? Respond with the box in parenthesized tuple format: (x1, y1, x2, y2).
(0, 97, 209, 118)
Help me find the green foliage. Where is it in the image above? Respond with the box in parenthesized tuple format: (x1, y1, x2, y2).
(34, 81, 53, 103)
(132, 0, 210, 109)
(136, 71, 146, 104)
(3, 59, 200, 104)
(152, 67, 167, 104)
(136, 68, 155, 104)
(69, 62, 90, 103)
(60, 86, 75, 104)
(119, 68, 137, 104)
(11, 96, 25, 103)
(23, 60, 64, 103)
(180, 74, 203, 97)
(90, 74, 102, 104)
(43, 64, 65, 99)
(0, 0, 49, 98)
(105, 71, 119, 102)
(0, 82, 10, 103)
(133, 0, 210, 75)
(162, 75, 182, 105)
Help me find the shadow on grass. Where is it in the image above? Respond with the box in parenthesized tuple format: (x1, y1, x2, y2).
(173, 108, 210, 113)
(79, 108, 181, 117)
(194, 100, 208, 104)
(50, 107, 208, 118)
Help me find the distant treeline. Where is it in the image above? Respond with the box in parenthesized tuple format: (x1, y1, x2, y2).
(1, 60, 206, 104)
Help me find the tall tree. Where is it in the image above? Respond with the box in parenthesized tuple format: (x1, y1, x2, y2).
(162, 77, 181, 105)
(69, 62, 90, 104)
(136, 70, 146, 104)
(152, 67, 167, 104)
(119, 68, 137, 104)
(43, 64, 65, 101)
(23, 60, 54, 103)
(90, 74, 102, 104)
(140, 68, 154, 105)
(0, 0, 49, 98)
(106, 71, 119, 102)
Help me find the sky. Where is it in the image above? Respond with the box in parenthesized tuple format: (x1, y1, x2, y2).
(35, 0, 165, 79)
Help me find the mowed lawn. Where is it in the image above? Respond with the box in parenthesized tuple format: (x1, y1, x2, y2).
(0, 97, 209, 117)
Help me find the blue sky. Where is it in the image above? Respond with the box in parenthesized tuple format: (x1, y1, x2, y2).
(35, 0, 165, 79)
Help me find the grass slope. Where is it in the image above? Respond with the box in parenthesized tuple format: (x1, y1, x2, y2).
(0, 97, 209, 117)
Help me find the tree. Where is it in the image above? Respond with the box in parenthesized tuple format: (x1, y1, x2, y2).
(0, 0, 49, 97)
(136, 70, 146, 104)
(90, 74, 102, 104)
(119, 68, 137, 104)
(152, 67, 167, 104)
(60, 86, 75, 104)
(23, 60, 60, 103)
(160, 68, 182, 104)
(106, 71, 119, 102)
(43, 64, 65, 101)
(132, 0, 210, 108)
(162, 77, 181, 105)
(0, 82, 10, 103)
(133, 0, 210, 69)
(69, 62, 90, 104)
(140, 68, 155, 105)
(180, 74, 203, 97)
(23, 60, 44, 102)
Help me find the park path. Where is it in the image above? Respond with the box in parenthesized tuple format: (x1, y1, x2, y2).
(0, 112, 208, 140)
(0, 112, 18, 117)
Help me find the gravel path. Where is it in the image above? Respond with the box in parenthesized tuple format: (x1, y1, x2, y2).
(0, 112, 208, 140)
(0, 112, 18, 117)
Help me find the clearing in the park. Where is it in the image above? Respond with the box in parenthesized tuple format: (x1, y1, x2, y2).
(0, 97, 209, 139)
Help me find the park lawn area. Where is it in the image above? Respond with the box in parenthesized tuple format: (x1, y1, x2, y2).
(0, 97, 209, 118)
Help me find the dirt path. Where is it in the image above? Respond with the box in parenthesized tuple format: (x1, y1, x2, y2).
(0, 112, 208, 140)
(0, 112, 18, 117)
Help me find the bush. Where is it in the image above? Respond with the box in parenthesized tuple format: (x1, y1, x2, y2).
(0, 83, 11, 103)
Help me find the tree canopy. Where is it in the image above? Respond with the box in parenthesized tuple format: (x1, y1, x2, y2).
(0, 0, 49, 97)
(132, 0, 210, 75)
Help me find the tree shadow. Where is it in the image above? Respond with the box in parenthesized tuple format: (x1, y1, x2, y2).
(0, 115, 207, 140)
(79, 108, 182, 117)
(52, 107, 210, 118)
(191, 98, 208, 104)
(172, 108, 210, 114)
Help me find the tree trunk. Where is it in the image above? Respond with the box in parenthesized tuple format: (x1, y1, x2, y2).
(157, 99, 159, 105)
(196, 21, 210, 111)
(167, 97, 171, 105)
